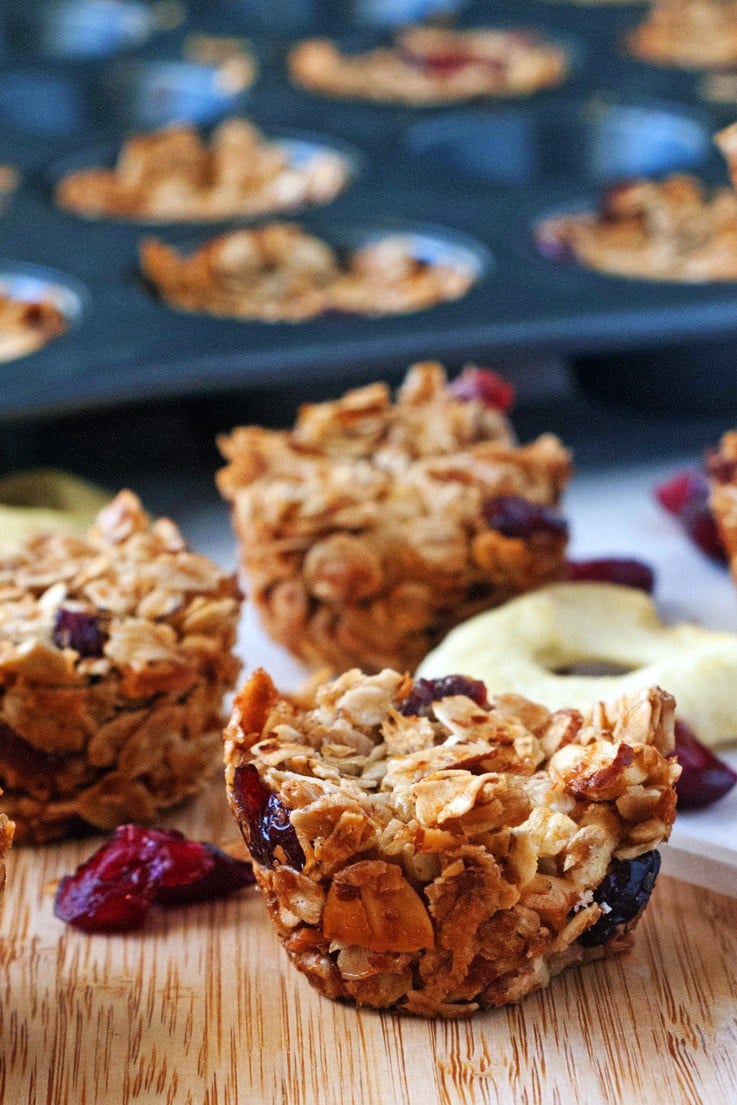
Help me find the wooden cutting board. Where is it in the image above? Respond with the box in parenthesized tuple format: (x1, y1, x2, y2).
(2, 781, 736, 1105)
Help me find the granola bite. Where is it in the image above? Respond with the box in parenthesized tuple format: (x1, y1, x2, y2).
(536, 173, 737, 281)
(288, 27, 568, 106)
(709, 430, 737, 574)
(140, 225, 476, 321)
(0, 806, 13, 913)
(217, 362, 571, 673)
(627, 0, 737, 68)
(224, 667, 679, 1016)
(0, 491, 242, 844)
(56, 120, 350, 222)
(0, 292, 67, 363)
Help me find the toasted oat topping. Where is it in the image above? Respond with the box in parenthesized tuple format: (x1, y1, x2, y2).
(289, 26, 568, 105)
(225, 668, 679, 1015)
(217, 363, 571, 672)
(56, 120, 349, 222)
(139, 224, 476, 321)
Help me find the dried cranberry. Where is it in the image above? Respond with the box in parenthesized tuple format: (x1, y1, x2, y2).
(674, 720, 737, 811)
(53, 609, 106, 658)
(448, 367, 515, 413)
(482, 496, 568, 541)
(578, 851, 661, 947)
(54, 825, 254, 932)
(655, 469, 705, 515)
(654, 469, 727, 563)
(534, 224, 577, 263)
(232, 763, 305, 871)
(564, 558, 654, 593)
(399, 47, 478, 76)
(399, 675, 488, 717)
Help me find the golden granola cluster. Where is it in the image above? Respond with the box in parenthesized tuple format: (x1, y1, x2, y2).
(0, 293, 67, 364)
(537, 173, 737, 281)
(709, 430, 737, 577)
(0, 491, 241, 843)
(56, 120, 349, 222)
(224, 668, 680, 1016)
(140, 225, 476, 321)
(217, 362, 571, 673)
(627, 0, 737, 68)
(0, 806, 13, 912)
(289, 26, 568, 105)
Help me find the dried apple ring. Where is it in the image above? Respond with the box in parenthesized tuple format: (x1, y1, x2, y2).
(417, 583, 737, 748)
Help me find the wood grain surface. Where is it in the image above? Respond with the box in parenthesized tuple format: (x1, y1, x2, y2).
(1, 780, 736, 1105)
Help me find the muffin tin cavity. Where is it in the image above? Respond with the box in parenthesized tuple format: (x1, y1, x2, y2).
(345, 0, 469, 28)
(0, 72, 92, 140)
(6, 0, 157, 61)
(331, 220, 491, 282)
(100, 60, 252, 130)
(0, 267, 85, 327)
(406, 97, 714, 187)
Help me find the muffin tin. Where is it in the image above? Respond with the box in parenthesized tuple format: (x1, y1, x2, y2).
(2, 0, 737, 421)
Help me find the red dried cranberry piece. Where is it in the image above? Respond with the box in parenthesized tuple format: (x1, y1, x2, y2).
(674, 720, 737, 811)
(154, 841, 254, 905)
(654, 469, 727, 563)
(655, 469, 705, 515)
(232, 763, 305, 871)
(578, 851, 660, 947)
(483, 496, 568, 541)
(534, 224, 578, 263)
(564, 558, 654, 593)
(399, 675, 488, 717)
(399, 47, 478, 76)
(448, 367, 515, 413)
(54, 825, 254, 932)
(53, 609, 106, 658)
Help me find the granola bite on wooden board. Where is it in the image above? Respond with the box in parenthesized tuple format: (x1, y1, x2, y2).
(56, 120, 350, 222)
(217, 362, 571, 673)
(288, 26, 568, 105)
(224, 667, 680, 1017)
(0, 491, 241, 844)
(0, 806, 13, 912)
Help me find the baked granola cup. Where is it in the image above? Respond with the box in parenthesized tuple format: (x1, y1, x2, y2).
(217, 362, 571, 674)
(224, 668, 680, 1017)
(0, 808, 14, 914)
(0, 491, 242, 844)
(709, 430, 737, 572)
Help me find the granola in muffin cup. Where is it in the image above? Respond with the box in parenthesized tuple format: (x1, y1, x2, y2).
(217, 362, 571, 674)
(0, 490, 242, 844)
(288, 27, 568, 106)
(224, 668, 680, 1017)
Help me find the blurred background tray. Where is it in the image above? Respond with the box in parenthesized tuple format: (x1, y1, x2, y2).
(3, 0, 737, 421)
